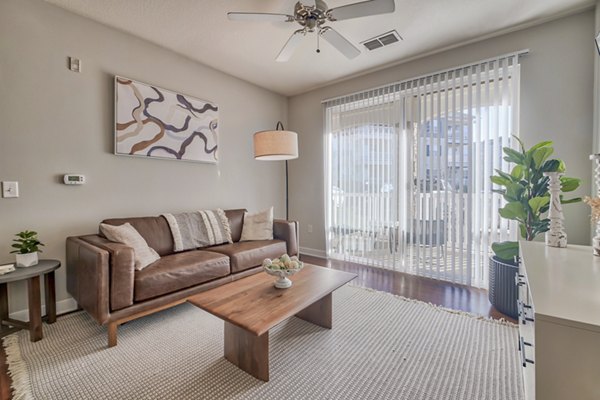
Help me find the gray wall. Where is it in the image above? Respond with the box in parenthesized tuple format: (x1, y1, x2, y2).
(594, 1, 600, 155)
(0, 0, 287, 313)
(288, 10, 595, 253)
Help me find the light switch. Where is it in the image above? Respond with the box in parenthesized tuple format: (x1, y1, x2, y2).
(2, 181, 19, 198)
(69, 57, 81, 73)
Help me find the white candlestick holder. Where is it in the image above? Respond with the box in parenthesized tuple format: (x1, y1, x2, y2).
(544, 171, 567, 248)
(590, 154, 600, 255)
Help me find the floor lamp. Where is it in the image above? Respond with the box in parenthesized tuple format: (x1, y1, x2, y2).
(253, 121, 299, 220)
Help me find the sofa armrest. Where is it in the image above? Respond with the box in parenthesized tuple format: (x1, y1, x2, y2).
(80, 235, 137, 313)
(66, 236, 111, 324)
(78, 235, 136, 313)
(273, 219, 299, 256)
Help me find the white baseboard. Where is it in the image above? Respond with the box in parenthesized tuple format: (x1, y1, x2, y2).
(300, 246, 327, 258)
(9, 298, 79, 322)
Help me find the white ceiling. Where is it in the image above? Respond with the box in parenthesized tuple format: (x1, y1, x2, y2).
(45, 0, 593, 96)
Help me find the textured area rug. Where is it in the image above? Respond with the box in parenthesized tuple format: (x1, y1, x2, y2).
(3, 286, 523, 400)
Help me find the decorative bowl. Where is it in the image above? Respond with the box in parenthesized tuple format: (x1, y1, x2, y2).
(262, 255, 304, 289)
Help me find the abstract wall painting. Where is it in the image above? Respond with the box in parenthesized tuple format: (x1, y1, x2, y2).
(114, 76, 218, 164)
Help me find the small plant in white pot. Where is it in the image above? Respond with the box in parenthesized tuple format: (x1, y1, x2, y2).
(10, 230, 44, 267)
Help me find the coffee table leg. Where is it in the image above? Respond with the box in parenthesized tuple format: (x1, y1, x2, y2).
(27, 276, 43, 342)
(0, 283, 8, 332)
(44, 271, 56, 324)
(224, 321, 269, 382)
(296, 293, 332, 329)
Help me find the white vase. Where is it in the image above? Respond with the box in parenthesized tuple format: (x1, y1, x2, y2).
(16, 252, 38, 267)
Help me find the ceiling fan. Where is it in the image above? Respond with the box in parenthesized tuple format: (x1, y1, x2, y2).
(227, 0, 396, 62)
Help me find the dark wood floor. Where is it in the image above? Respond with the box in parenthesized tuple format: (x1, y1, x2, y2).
(0, 347, 8, 400)
(0, 255, 513, 399)
(301, 254, 514, 323)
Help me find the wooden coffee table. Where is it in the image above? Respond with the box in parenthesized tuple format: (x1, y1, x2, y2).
(188, 264, 356, 381)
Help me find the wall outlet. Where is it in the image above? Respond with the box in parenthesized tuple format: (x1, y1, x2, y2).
(307, 224, 313, 233)
(2, 181, 19, 198)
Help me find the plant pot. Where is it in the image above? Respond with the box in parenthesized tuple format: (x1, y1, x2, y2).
(16, 252, 38, 268)
(488, 256, 518, 319)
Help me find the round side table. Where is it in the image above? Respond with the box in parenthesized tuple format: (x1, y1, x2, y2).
(0, 259, 61, 342)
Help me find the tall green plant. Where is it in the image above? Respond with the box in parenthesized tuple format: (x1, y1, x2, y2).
(491, 137, 581, 262)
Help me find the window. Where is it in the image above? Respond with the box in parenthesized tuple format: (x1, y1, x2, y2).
(324, 54, 521, 288)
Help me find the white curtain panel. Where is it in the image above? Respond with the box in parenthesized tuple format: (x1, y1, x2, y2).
(324, 53, 521, 288)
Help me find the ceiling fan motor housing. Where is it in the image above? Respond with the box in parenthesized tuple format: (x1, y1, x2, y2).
(294, 1, 329, 31)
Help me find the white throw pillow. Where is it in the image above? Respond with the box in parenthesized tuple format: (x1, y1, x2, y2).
(240, 207, 274, 241)
(99, 223, 160, 270)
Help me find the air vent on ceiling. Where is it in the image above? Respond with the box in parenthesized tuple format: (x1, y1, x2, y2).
(361, 30, 402, 51)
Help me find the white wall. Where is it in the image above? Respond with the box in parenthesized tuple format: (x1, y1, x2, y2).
(288, 10, 595, 253)
(0, 0, 287, 313)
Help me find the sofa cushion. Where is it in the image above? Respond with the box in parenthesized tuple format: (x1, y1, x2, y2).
(99, 223, 160, 270)
(209, 240, 286, 273)
(224, 209, 246, 243)
(103, 216, 174, 257)
(134, 250, 230, 302)
(240, 207, 274, 241)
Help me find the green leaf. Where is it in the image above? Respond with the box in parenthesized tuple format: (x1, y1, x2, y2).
(499, 202, 526, 222)
(491, 175, 511, 187)
(560, 196, 582, 204)
(532, 147, 554, 168)
(540, 159, 561, 172)
(529, 140, 553, 152)
(560, 177, 581, 193)
(519, 223, 527, 239)
(494, 169, 514, 182)
(531, 218, 550, 236)
(503, 147, 524, 164)
(491, 241, 519, 262)
(512, 136, 525, 152)
(528, 196, 550, 215)
(505, 183, 526, 202)
(511, 165, 524, 180)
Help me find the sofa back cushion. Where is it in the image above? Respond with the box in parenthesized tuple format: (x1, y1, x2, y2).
(102, 216, 174, 256)
(225, 209, 246, 243)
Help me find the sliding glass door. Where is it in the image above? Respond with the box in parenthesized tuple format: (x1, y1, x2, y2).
(325, 55, 520, 288)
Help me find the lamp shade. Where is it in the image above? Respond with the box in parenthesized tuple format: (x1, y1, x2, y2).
(253, 130, 298, 160)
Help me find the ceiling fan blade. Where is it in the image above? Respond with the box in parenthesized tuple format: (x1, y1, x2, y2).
(328, 0, 395, 21)
(276, 30, 305, 62)
(320, 28, 361, 59)
(227, 12, 294, 22)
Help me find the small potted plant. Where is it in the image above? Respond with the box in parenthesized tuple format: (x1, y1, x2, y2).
(10, 230, 44, 267)
(490, 138, 580, 318)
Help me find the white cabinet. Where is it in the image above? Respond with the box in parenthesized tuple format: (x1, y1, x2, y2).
(518, 242, 600, 400)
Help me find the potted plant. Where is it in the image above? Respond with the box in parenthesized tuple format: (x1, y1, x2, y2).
(10, 230, 44, 267)
(490, 138, 581, 318)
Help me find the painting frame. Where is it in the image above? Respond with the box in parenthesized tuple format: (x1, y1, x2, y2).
(114, 76, 219, 164)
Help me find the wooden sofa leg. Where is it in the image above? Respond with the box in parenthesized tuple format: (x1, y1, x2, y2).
(108, 322, 118, 348)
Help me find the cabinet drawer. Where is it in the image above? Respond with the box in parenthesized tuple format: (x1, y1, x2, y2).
(517, 265, 535, 400)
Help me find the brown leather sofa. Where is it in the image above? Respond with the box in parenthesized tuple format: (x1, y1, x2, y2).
(66, 209, 298, 347)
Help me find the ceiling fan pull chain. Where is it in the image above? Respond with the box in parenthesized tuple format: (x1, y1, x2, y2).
(317, 32, 321, 54)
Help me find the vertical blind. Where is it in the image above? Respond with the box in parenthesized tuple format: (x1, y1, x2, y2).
(324, 52, 523, 288)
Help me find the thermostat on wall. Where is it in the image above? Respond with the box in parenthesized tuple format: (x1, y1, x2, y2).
(63, 174, 85, 185)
